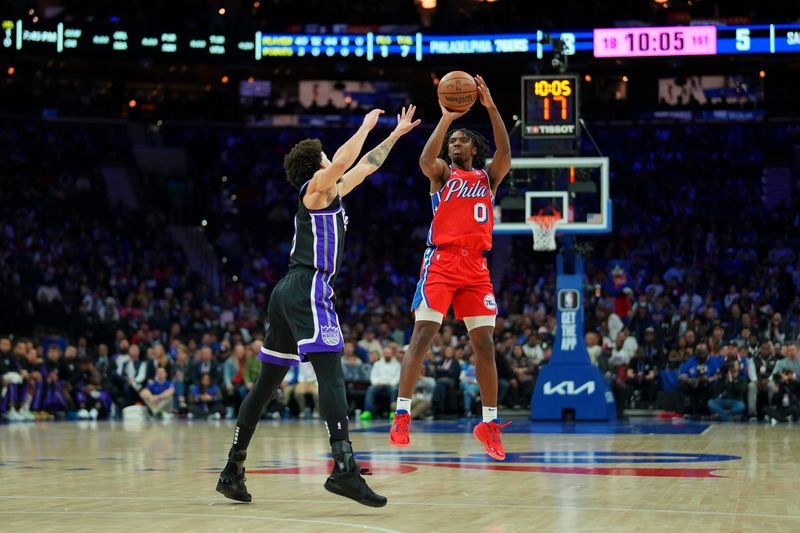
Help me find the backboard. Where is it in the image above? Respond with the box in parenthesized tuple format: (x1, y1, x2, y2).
(492, 157, 611, 235)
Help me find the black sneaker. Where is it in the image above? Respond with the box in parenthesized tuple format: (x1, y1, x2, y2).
(216, 450, 252, 503)
(324, 441, 387, 508)
(217, 464, 251, 502)
(324, 470, 387, 508)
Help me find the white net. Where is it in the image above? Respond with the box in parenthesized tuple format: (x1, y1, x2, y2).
(529, 216, 561, 251)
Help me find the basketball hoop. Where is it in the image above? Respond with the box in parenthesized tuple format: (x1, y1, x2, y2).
(528, 208, 562, 251)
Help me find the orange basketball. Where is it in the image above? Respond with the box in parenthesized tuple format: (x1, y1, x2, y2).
(437, 71, 478, 112)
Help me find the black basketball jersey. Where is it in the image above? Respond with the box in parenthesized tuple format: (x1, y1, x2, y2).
(288, 181, 346, 285)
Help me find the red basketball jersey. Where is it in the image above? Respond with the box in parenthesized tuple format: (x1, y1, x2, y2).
(427, 167, 494, 252)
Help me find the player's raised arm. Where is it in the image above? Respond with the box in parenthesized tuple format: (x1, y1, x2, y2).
(338, 105, 422, 198)
(475, 75, 511, 192)
(419, 103, 469, 186)
(306, 109, 384, 199)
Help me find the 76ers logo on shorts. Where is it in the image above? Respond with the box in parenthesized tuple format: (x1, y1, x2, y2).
(483, 294, 497, 311)
(321, 325, 341, 346)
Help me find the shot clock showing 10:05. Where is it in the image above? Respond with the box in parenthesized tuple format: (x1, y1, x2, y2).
(521, 75, 580, 139)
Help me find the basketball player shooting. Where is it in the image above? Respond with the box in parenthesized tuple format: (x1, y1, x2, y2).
(216, 106, 421, 507)
(390, 75, 512, 459)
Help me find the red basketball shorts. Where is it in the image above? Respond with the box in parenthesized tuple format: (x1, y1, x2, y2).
(411, 245, 497, 320)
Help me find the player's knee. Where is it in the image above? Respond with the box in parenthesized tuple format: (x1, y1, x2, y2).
(469, 330, 494, 356)
(409, 323, 439, 352)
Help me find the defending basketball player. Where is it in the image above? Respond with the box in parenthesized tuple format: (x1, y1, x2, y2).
(390, 75, 512, 459)
(216, 106, 421, 506)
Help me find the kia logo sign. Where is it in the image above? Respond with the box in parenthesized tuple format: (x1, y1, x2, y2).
(543, 381, 596, 396)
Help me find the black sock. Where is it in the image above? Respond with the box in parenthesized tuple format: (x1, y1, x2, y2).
(231, 424, 256, 452)
(224, 361, 290, 473)
(325, 417, 349, 443)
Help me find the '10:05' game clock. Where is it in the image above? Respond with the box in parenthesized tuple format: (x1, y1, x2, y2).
(521, 74, 579, 140)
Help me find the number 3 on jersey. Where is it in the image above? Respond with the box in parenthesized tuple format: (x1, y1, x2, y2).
(473, 203, 488, 224)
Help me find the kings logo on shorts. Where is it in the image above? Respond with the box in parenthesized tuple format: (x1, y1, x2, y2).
(321, 325, 341, 346)
(483, 294, 497, 311)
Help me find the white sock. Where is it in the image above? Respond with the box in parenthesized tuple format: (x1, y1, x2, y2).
(482, 406, 498, 423)
(396, 397, 411, 413)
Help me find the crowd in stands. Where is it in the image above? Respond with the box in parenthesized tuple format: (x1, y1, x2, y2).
(2, 116, 800, 423)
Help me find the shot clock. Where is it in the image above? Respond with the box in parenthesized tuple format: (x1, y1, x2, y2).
(521, 75, 579, 139)
(593, 26, 717, 58)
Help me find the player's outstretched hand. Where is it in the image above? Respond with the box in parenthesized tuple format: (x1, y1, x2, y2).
(438, 101, 469, 122)
(475, 75, 496, 109)
(362, 109, 385, 130)
(392, 105, 422, 137)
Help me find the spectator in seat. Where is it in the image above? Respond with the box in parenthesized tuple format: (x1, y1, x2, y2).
(190, 372, 225, 419)
(763, 312, 786, 345)
(765, 368, 800, 424)
(294, 362, 320, 419)
(640, 327, 665, 368)
(410, 351, 437, 419)
(358, 329, 382, 358)
(771, 342, 800, 380)
(172, 346, 191, 413)
(342, 350, 371, 416)
(21, 346, 46, 418)
(193, 347, 221, 386)
(708, 359, 747, 421)
(625, 348, 657, 408)
(222, 343, 246, 418)
(73, 357, 111, 420)
(508, 344, 535, 409)
(494, 346, 514, 407)
(721, 343, 749, 380)
(585, 332, 603, 365)
(276, 365, 298, 417)
(42, 344, 70, 414)
(593, 336, 627, 417)
(124, 344, 149, 402)
(362, 344, 401, 420)
(677, 343, 720, 416)
(522, 334, 544, 365)
(725, 304, 744, 340)
(145, 344, 172, 382)
(431, 345, 462, 416)
(610, 328, 638, 367)
(748, 342, 777, 420)
(459, 353, 480, 417)
(240, 342, 261, 403)
(535, 326, 554, 348)
(629, 297, 655, 343)
(139, 366, 175, 418)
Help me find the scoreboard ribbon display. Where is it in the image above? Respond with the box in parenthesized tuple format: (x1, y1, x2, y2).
(2, 19, 799, 61)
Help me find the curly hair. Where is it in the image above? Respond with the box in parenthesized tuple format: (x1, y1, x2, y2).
(438, 128, 491, 170)
(284, 138, 323, 189)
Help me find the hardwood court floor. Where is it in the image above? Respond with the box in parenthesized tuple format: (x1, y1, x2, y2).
(1, 418, 799, 532)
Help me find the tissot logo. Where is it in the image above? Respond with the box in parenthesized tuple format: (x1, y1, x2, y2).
(543, 380, 596, 396)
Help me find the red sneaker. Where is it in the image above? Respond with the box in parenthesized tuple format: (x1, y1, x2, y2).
(389, 412, 411, 448)
(472, 420, 512, 460)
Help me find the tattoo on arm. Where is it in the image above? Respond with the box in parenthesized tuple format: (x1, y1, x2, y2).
(366, 144, 390, 166)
